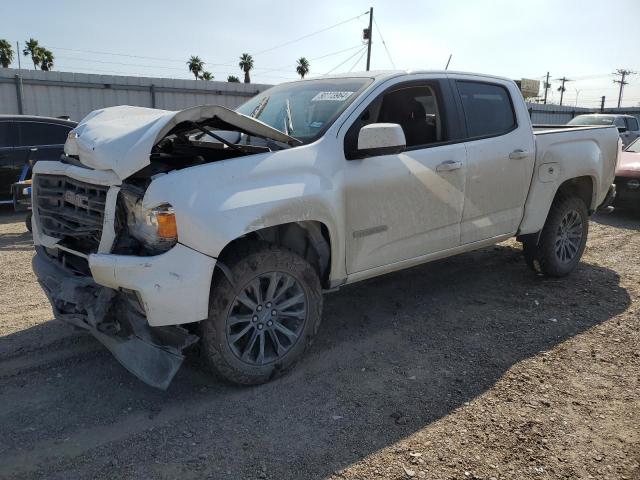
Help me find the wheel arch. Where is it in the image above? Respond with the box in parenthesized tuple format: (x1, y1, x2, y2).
(215, 220, 334, 289)
(554, 175, 596, 212)
(518, 175, 595, 245)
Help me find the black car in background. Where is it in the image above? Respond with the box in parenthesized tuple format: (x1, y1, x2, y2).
(0, 115, 77, 204)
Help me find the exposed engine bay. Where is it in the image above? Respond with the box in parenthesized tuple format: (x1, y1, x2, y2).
(31, 105, 303, 388)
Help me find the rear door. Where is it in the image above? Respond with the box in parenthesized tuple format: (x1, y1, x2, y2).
(0, 121, 16, 201)
(451, 77, 536, 244)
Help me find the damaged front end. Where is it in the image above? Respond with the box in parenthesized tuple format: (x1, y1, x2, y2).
(33, 248, 198, 389)
(30, 105, 292, 389)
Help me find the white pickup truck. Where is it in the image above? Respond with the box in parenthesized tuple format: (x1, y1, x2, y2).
(31, 71, 619, 389)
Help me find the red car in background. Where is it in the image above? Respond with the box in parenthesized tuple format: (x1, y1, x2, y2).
(614, 137, 640, 211)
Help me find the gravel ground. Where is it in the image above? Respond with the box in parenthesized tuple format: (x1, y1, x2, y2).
(0, 207, 638, 480)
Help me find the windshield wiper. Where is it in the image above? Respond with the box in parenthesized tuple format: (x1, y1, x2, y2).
(283, 99, 294, 136)
(250, 96, 269, 119)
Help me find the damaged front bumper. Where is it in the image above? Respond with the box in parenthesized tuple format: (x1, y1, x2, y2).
(33, 248, 205, 389)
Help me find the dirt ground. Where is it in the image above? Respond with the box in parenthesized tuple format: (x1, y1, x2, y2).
(0, 207, 638, 480)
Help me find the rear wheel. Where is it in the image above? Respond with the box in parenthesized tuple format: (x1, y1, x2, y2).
(522, 195, 589, 277)
(201, 243, 323, 385)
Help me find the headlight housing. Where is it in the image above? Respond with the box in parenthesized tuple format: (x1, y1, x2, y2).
(122, 190, 178, 253)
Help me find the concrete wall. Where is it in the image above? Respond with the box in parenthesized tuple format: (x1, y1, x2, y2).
(526, 102, 640, 125)
(0, 68, 271, 122)
(2, 68, 639, 128)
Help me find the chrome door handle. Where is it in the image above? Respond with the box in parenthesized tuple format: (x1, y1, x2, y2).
(436, 160, 462, 172)
(509, 149, 529, 160)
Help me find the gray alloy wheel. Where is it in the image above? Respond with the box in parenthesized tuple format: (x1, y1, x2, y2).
(554, 209, 583, 264)
(521, 194, 589, 277)
(201, 243, 322, 385)
(226, 271, 307, 366)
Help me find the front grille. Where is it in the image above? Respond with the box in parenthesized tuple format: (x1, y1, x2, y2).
(35, 174, 109, 253)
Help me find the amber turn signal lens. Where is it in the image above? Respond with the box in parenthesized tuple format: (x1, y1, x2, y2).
(156, 212, 178, 239)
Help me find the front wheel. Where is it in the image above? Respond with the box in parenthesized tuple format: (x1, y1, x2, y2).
(201, 243, 323, 385)
(522, 195, 589, 277)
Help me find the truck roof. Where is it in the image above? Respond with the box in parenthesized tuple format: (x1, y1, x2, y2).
(299, 70, 515, 83)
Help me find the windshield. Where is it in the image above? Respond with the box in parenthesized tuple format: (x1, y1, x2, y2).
(236, 78, 372, 142)
(626, 137, 640, 153)
(567, 115, 615, 126)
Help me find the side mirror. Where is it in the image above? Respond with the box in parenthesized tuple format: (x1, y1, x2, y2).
(617, 126, 628, 133)
(357, 123, 406, 157)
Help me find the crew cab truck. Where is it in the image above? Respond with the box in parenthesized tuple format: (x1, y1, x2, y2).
(31, 71, 619, 389)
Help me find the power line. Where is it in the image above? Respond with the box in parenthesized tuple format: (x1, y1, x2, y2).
(51, 44, 370, 81)
(47, 46, 185, 63)
(373, 17, 395, 69)
(253, 45, 364, 74)
(348, 47, 368, 72)
(325, 46, 367, 75)
(254, 11, 369, 55)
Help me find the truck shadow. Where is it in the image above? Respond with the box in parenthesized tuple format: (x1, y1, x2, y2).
(0, 230, 33, 252)
(0, 242, 631, 479)
(592, 210, 640, 230)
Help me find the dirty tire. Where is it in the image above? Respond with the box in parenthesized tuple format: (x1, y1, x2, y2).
(201, 243, 323, 385)
(522, 195, 589, 277)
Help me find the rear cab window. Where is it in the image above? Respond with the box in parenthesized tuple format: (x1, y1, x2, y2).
(456, 81, 517, 138)
(614, 117, 626, 128)
(625, 117, 639, 131)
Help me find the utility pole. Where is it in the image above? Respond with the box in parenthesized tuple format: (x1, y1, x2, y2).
(556, 76, 571, 106)
(365, 7, 373, 71)
(16, 41, 21, 70)
(543, 72, 550, 104)
(613, 69, 635, 108)
(600, 96, 605, 112)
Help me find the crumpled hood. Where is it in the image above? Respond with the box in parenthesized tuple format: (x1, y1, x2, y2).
(616, 150, 640, 178)
(64, 105, 299, 180)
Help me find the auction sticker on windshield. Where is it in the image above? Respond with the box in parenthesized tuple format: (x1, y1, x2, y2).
(311, 91, 354, 102)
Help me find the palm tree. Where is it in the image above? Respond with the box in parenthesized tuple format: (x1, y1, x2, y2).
(227, 75, 240, 83)
(200, 71, 213, 81)
(23, 38, 41, 69)
(0, 39, 14, 68)
(238, 53, 253, 84)
(296, 57, 310, 79)
(39, 48, 54, 71)
(186, 55, 204, 80)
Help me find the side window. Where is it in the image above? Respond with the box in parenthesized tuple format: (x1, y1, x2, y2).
(17, 122, 71, 147)
(457, 81, 516, 138)
(375, 85, 444, 148)
(0, 122, 12, 148)
(614, 117, 626, 128)
(625, 117, 639, 131)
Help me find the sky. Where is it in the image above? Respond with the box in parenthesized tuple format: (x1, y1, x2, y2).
(2, 0, 639, 108)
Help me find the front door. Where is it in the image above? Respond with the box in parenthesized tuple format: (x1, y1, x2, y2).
(343, 80, 467, 274)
